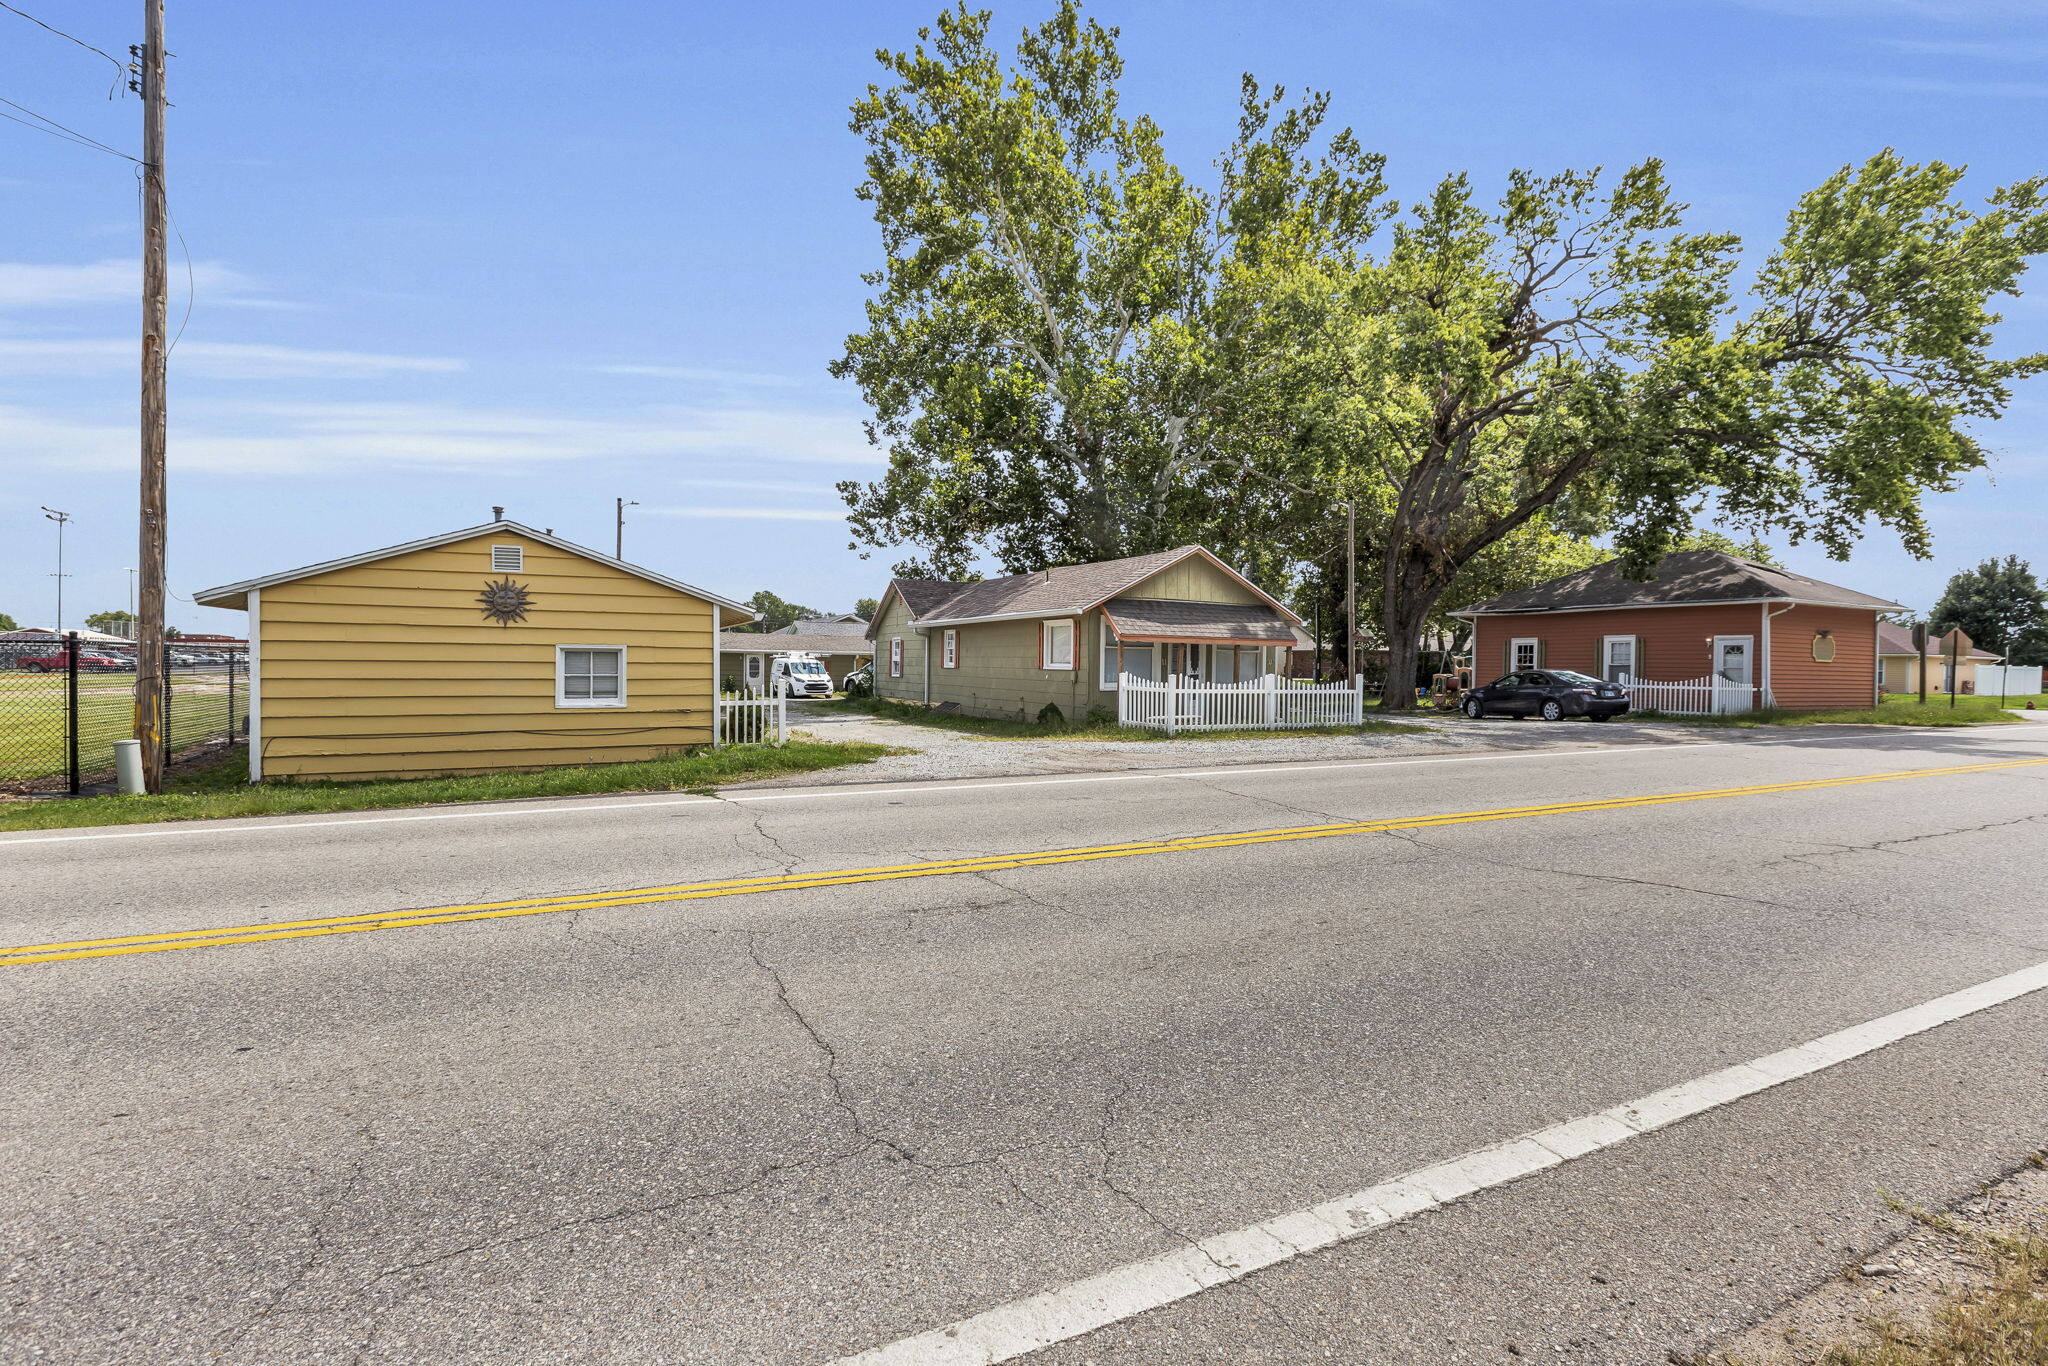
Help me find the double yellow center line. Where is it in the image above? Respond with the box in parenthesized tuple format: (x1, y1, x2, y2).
(6, 755, 2044, 970)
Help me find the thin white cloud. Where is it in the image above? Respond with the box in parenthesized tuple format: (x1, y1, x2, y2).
(0, 397, 882, 476)
(645, 505, 846, 522)
(577, 363, 810, 387)
(0, 338, 466, 379)
(0, 258, 273, 311)
(1872, 75, 2048, 97)
(1875, 37, 2048, 60)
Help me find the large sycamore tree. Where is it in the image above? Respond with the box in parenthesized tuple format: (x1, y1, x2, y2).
(1334, 155, 2048, 707)
(832, 1, 1387, 578)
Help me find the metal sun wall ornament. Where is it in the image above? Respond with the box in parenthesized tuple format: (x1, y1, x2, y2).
(478, 577, 535, 626)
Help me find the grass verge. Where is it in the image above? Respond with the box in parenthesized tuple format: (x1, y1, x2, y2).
(1797, 1231, 2046, 1365)
(1635, 695, 2037, 728)
(811, 695, 1427, 740)
(0, 740, 900, 833)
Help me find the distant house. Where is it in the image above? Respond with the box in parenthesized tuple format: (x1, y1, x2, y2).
(1457, 549, 1902, 712)
(1875, 622, 2001, 695)
(193, 521, 752, 781)
(868, 546, 1303, 722)
(717, 613, 874, 691)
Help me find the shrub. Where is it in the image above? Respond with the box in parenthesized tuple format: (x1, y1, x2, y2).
(1036, 702, 1066, 728)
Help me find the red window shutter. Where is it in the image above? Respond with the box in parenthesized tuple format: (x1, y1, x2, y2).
(1635, 636, 1648, 679)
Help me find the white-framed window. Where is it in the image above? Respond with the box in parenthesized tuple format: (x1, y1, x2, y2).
(556, 645, 625, 708)
(1510, 637, 1539, 672)
(1041, 619, 1076, 671)
(888, 637, 903, 677)
(942, 628, 958, 668)
(491, 544, 524, 572)
(1100, 621, 1157, 689)
(1601, 635, 1637, 683)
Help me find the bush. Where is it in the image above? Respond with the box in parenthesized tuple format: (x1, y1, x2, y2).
(843, 669, 874, 699)
(1036, 702, 1066, 728)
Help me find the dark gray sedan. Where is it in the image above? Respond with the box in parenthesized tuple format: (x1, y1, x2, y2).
(1461, 669, 1630, 721)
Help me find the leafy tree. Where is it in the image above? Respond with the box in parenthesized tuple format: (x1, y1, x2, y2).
(853, 597, 880, 621)
(1312, 151, 2048, 707)
(1671, 530, 1779, 566)
(731, 590, 820, 634)
(1929, 555, 2048, 659)
(85, 610, 136, 634)
(833, 1, 1387, 577)
(0, 612, 16, 632)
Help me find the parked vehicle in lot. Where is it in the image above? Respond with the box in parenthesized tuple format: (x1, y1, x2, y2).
(769, 652, 835, 699)
(14, 646, 136, 674)
(1461, 669, 1629, 721)
(841, 660, 873, 697)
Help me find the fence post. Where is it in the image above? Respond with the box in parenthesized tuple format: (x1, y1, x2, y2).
(66, 630, 80, 796)
(160, 645, 172, 767)
(1164, 671, 1177, 737)
(1263, 673, 1278, 727)
(227, 648, 238, 740)
(713, 692, 725, 749)
(775, 680, 786, 745)
(1352, 674, 1363, 725)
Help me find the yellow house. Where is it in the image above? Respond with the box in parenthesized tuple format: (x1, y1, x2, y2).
(193, 520, 753, 782)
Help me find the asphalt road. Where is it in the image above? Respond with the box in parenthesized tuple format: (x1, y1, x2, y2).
(4, 723, 2048, 1364)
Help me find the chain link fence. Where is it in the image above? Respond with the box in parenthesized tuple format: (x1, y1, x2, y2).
(0, 633, 249, 795)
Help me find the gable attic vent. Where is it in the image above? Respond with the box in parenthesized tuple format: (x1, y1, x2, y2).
(491, 544, 524, 572)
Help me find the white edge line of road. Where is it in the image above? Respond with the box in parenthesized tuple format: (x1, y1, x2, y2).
(829, 957, 2048, 1366)
(6, 727, 2043, 848)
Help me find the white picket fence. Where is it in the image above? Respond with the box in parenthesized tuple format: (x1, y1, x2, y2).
(716, 685, 786, 747)
(1620, 675, 1771, 716)
(1117, 673, 1368, 734)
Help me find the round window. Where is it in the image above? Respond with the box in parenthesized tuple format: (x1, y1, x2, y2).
(1811, 633, 1836, 662)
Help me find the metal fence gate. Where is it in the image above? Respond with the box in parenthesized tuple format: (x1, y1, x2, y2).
(0, 633, 250, 795)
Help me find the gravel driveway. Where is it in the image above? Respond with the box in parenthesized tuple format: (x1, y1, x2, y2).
(734, 700, 1727, 787)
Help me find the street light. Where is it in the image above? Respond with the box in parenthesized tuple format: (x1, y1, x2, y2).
(615, 497, 639, 560)
(40, 507, 72, 634)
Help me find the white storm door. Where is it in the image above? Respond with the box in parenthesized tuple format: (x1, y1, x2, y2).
(1712, 636, 1754, 713)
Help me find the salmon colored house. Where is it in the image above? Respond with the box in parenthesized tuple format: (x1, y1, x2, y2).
(1457, 549, 1903, 713)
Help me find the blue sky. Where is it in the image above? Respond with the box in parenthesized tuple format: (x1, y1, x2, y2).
(2, 0, 2044, 634)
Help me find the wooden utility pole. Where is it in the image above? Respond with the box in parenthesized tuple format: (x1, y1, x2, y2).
(135, 0, 169, 793)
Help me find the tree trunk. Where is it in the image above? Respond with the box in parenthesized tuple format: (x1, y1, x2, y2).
(1379, 552, 1450, 712)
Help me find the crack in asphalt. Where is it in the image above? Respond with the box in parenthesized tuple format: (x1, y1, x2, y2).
(726, 800, 803, 877)
(213, 1123, 381, 1359)
(1377, 826, 2048, 954)
(1763, 811, 2048, 870)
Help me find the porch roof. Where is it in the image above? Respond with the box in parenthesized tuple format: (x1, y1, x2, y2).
(1101, 598, 1298, 645)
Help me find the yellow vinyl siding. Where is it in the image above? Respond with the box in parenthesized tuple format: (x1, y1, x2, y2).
(1120, 557, 1261, 604)
(254, 532, 719, 780)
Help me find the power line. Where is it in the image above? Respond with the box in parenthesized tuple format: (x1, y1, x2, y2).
(0, 3, 129, 84)
(0, 94, 137, 161)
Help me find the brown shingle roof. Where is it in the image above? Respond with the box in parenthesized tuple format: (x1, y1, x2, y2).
(1461, 549, 1903, 615)
(1101, 598, 1298, 643)
(879, 547, 1299, 631)
(718, 631, 872, 656)
(1875, 622, 1999, 659)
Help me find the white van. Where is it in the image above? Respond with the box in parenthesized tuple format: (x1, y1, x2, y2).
(768, 652, 834, 699)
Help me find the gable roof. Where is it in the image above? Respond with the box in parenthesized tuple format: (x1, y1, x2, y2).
(718, 631, 874, 656)
(872, 546, 1301, 634)
(1458, 548, 1903, 616)
(191, 521, 754, 618)
(1875, 621, 2000, 660)
(779, 614, 869, 636)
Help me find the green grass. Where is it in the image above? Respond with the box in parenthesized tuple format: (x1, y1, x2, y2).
(1633, 693, 2039, 728)
(0, 739, 900, 833)
(0, 669, 247, 786)
(807, 695, 1427, 740)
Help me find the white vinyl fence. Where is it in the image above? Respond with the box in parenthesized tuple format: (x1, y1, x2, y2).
(1973, 663, 2043, 698)
(1117, 673, 1368, 734)
(716, 684, 786, 747)
(1620, 675, 1771, 716)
